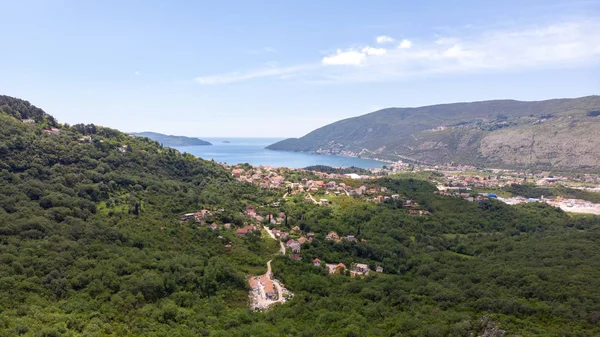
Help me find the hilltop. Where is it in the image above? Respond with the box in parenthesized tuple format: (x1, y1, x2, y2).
(267, 96, 600, 171)
(130, 131, 212, 146)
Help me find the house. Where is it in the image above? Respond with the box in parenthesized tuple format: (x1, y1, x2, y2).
(313, 258, 321, 267)
(248, 277, 260, 290)
(320, 199, 329, 206)
(260, 275, 276, 299)
(43, 128, 60, 135)
(344, 235, 357, 243)
(292, 226, 301, 233)
(246, 205, 257, 216)
(232, 169, 243, 177)
(409, 210, 431, 216)
(223, 223, 232, 229)
(209, 223, 218, 230)
(404, 200, 418, 207)
(326, 263, 347, 274)
(289, 254, 302, 261)
(22, 119, 36, 124)
(255, 215, 264, 223)
(288, 242, 301, 254)
(353, 263, 369, 274)
(375, 266, 384, 273)
(306, 232, 315, 239)
(178, 212, 196, 222)
(194, 209, 212, 222)
(326, 231, 340, 241)
(297, 237, 308, 245)
(357, 186, 367, 195)
(236, 225, 255, 237)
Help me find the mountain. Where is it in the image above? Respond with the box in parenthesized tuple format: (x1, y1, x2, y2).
(131, 131, 212, 146)
(267, 96, 600, 171)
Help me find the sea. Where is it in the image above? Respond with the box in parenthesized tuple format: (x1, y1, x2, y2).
(174, 138, 385, 169)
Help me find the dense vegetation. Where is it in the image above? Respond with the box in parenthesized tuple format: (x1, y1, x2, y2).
(1, 96, 600, 336)
(130, 132, 212, 146)
(266, 96, 600, 171)
(303, 165, 372, 175)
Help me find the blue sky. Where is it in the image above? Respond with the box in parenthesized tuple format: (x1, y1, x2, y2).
(1, 0, 599, 137)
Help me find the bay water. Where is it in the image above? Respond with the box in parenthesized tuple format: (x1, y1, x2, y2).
(174, 138, 385, 169)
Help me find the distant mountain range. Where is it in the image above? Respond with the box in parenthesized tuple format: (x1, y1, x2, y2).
(267, 96, 600, 171)
(130, 132, 211, 146)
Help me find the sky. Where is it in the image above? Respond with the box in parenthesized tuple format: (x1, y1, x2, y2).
(1, 0, 599, 138)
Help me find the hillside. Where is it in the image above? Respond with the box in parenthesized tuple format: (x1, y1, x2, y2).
(130, 131, 212, 146)
(2, 95, 600, 336)
(267, 96, 600, 171)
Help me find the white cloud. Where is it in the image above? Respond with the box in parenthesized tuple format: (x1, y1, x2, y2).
(195, 65, 312, 85)
(195, 20, 600, 85)
(399, 39, 412, 49)
(322, 49, 367, 65)
(362, 46, 387, 56)
(135, 71, 141, 76)
(443, 45, 465, 57)
(376, 35, 395, 44)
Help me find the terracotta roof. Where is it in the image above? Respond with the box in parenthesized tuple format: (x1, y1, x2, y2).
(248, 278, 259, 288)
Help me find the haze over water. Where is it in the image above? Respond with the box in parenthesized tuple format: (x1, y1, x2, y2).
(175, 138, 385, 169)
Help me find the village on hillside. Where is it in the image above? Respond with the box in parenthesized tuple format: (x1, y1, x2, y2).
(172, 160, 600, 311)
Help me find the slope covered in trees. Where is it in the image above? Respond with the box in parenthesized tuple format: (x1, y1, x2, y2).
(1, 95, 600, 336)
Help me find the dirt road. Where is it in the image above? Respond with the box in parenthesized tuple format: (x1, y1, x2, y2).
(263, 226, 286, 255)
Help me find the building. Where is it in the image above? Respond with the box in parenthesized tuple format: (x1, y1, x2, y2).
(326, 231, 340, 241)
(354, 263, 369, 274)
(288, 242, 301, 254)
(236, 225, 255, 237)
(313, 258, 321, 267)
(260, 275, 276, 299)
(248, 277, 260, 290)
(375, 266, 384, 273)
(344, 235, 357, 243)
(326, 263, 347, 274)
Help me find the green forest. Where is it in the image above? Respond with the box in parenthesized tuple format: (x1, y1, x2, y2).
(1, 95, 600, 336)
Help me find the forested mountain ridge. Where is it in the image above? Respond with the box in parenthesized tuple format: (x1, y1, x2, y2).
(0, 95, 58, 128)
(0, 96, 281, 335)
(267, 96, 600, 170)
(1, 95, 600, 336)
(130, 131, 212, 146)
